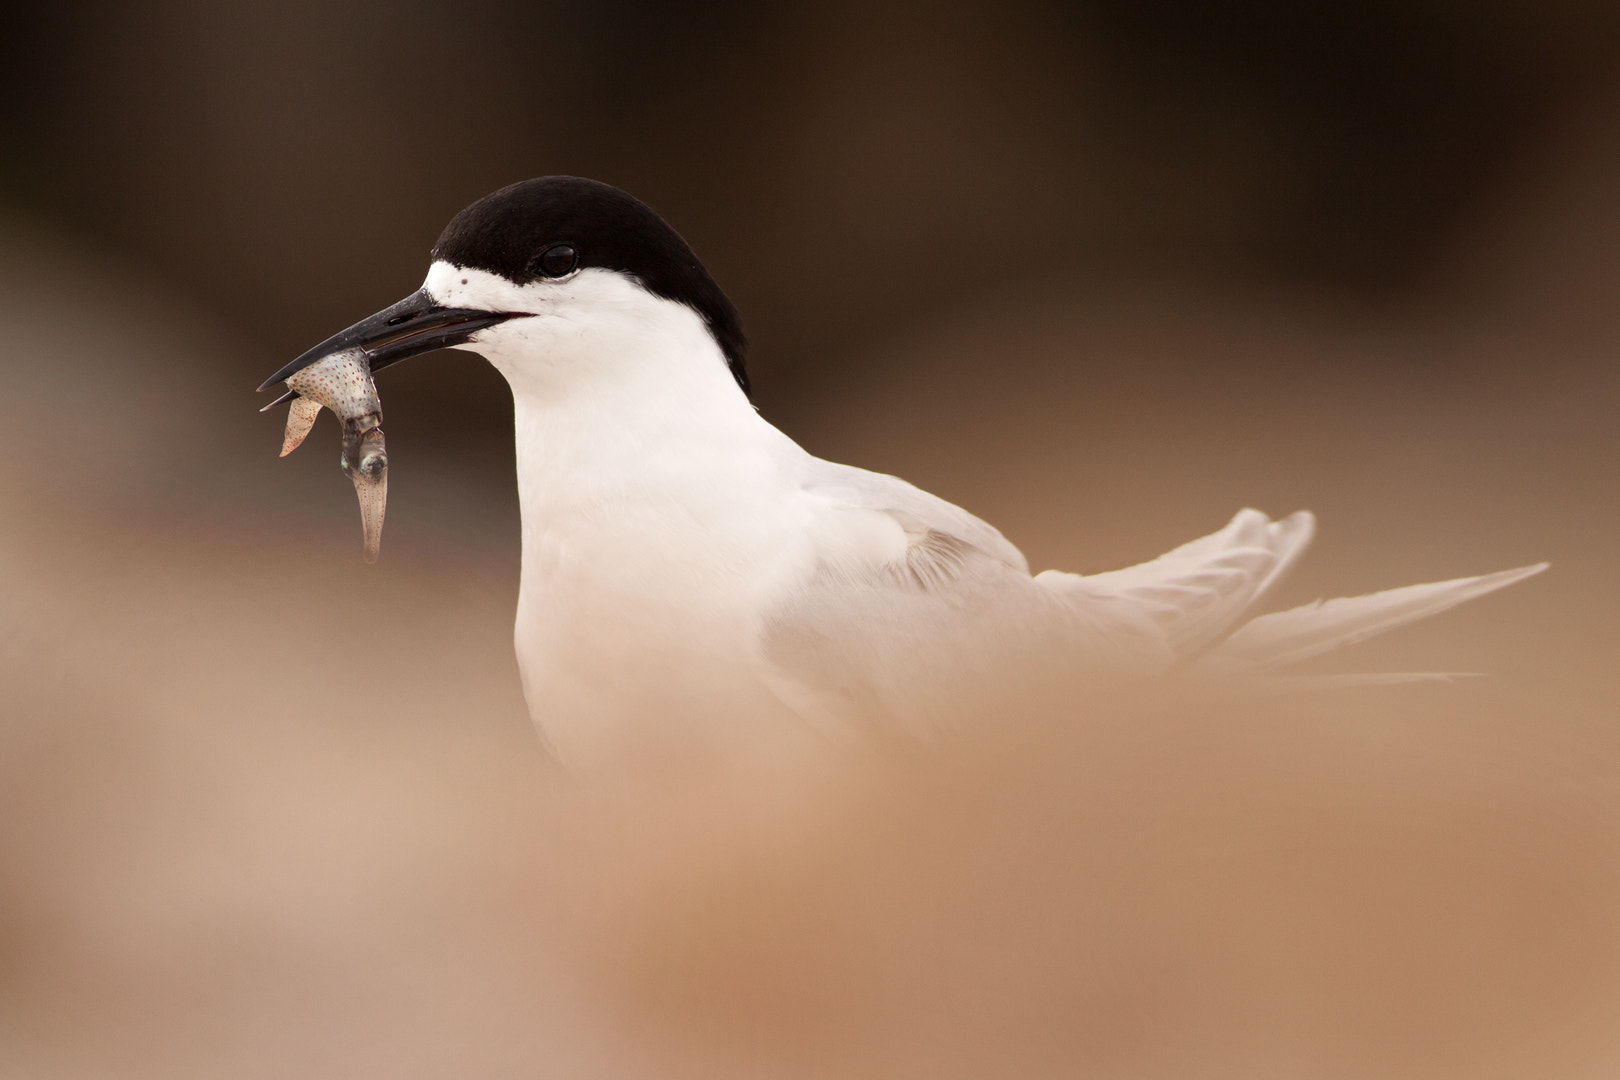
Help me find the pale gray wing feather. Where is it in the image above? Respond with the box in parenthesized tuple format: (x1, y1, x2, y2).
(756, 476, 1544, 736)
(756, 461, 1129, 738)
(798, 460, 1030, 575)
(1033, 508, 1316, 662)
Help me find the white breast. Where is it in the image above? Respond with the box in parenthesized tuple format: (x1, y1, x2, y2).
(457, 269, 851, 774)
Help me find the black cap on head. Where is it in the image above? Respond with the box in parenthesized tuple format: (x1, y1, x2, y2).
(432, 177, 749, 395)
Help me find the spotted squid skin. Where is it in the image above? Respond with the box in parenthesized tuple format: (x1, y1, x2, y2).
(275, 348, 389, 562)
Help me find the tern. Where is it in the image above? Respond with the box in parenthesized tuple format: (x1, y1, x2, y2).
(261, 177, 1544, 774)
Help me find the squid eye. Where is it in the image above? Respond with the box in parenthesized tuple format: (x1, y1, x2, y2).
(534, 244, 578, 277)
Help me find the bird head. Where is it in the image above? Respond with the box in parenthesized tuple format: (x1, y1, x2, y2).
(261, 176, 748, 402)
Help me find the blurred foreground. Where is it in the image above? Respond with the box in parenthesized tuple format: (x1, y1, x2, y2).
(2, 135, 1618, 1080)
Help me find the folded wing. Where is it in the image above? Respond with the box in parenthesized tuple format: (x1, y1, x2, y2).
(758, 470, 1546, 732)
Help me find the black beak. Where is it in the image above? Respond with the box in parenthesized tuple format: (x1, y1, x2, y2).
(257, 288, 528, 393)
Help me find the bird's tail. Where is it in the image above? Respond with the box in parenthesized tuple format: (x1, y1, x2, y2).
(1044, 509, 1545, 684)
(1191, 562, 1547, 684)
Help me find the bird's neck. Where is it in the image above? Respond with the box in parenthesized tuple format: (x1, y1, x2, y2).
(503, 344, 794, 531)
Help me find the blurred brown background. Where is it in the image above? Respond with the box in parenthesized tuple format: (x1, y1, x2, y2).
(1, 2, 1618, 1077)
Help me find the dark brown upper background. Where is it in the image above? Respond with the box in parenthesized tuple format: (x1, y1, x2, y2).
(4, 0, 1616, 430)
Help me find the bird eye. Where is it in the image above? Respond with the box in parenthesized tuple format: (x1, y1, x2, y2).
(535, 244, 578, 277)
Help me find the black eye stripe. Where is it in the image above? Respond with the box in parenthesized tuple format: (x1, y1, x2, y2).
(534, 243, 578, 278)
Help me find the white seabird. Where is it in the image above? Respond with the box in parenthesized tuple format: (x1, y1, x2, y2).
(261, 176, 1544, 774)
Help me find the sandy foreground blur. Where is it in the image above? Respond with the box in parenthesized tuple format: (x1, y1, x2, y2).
(2, 138, 1618, 1077)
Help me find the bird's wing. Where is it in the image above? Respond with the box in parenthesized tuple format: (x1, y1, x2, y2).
(796, 461, 1031, 576)
(1033, 508, 1316, 662)
(757, 480, 1545, 735)
(760, 495, 1325, 734)
(754, 461, 1052, 739)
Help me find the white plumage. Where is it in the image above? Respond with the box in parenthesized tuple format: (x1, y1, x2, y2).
(267, 178, 1545, 776)
(435, 263, 1542, 770)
